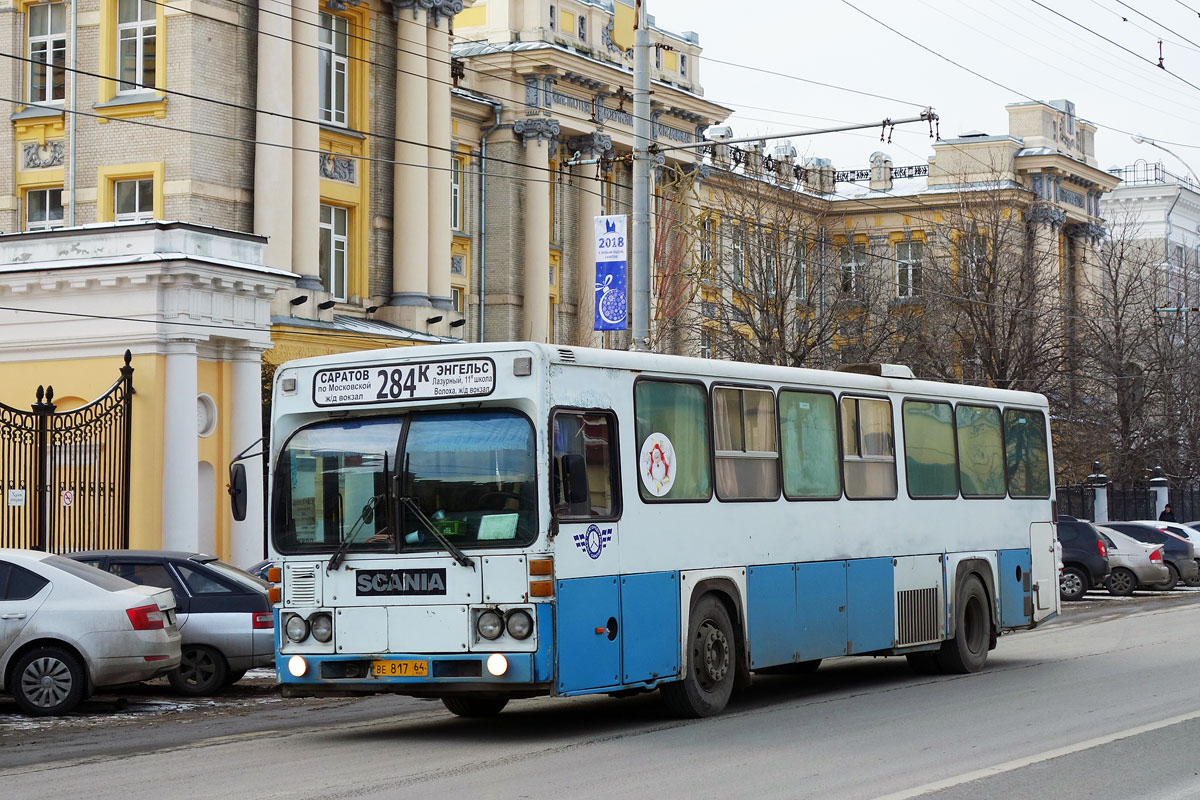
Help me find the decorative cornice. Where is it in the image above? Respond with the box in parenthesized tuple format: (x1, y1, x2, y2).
(390, 0, 462, 26)
(1029, 204, 1067, 230)
(1065, 221, 1107, 242)
(566, 131, 612, 157)
(514, 117, 561, 146)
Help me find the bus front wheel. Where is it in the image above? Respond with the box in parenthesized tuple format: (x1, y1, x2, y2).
(661, 594, 736, 718)
(936, 575, 991, 674)
(441, 695, 509, 718)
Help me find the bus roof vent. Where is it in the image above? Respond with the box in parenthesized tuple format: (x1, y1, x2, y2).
(557, 348, 577, 362)
(837, 363, 915, 380)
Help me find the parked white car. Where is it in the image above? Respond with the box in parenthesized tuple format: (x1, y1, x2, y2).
(1125, 520, 1200, 587)
(0, 549, 182, 716)
(1094, 527, 1169, 595)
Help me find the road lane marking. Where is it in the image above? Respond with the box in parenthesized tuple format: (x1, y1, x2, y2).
(875, 708, 1200, 800)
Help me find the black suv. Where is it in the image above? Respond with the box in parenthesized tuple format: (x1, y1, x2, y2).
(1057, 516, 1110, 600)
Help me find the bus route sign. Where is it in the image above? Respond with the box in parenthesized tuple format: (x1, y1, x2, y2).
(312, 357, 496, 407)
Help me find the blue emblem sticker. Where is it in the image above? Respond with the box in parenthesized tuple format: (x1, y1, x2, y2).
(573, 524, 612, 560)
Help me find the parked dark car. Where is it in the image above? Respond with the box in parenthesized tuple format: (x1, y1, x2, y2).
(67, 550, 274, 695)
(1056, 516, 1110, 600)
(1102, 522, 1199, 590)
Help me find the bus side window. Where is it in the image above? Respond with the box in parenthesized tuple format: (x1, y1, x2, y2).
(955, 404, 1006, 497)
(902, 399, 958, 499)
(779, 390, 841, 499)
(840, 396, 897, 499)
(634, 380, 712, 502)
(1004, 408, 1050, 497)
(551, 411, 620, 519)
(713, 386, 779, 501)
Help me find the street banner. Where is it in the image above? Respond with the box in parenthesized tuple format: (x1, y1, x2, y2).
(594, 214, 628, 331)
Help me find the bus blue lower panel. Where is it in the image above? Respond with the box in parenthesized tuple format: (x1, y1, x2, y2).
(795, 561, 848, 661)
(555, 576, 621, 693)
(997, 548, 1033, 629)
(846, 557, 895, 653)
(620, 572, 680, 684)
(747, 563, 799, 668)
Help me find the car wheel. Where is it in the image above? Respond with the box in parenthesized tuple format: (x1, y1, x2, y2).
(168, 646, 229, 696)
(1059, 566, 1087, 601)
(441, 696, 509, 717)
(1152, 563, 1180, 592)
(1186, 560, 1200, 588)
(1106, 567, 1137, 597)
(12, 646, 86, 717)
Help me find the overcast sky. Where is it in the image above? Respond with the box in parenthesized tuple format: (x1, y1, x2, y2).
(647, 0, 1200, 180)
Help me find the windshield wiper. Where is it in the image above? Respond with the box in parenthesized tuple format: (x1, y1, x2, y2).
(399, 495, 475, 569)
(327, 453, 390, 573)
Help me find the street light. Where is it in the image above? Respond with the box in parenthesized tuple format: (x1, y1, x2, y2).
(1131, 134, 1200, 186)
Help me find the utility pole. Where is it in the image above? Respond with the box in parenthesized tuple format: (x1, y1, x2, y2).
(630, 0, 652, 351)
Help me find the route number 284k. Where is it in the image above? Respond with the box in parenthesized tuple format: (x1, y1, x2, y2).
(375, 365, 428, 400)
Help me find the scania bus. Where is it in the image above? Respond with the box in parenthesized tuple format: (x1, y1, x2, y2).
(251, 342, 1058, 718)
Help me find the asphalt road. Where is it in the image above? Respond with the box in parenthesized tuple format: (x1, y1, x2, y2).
(2, 588, 1199, 800)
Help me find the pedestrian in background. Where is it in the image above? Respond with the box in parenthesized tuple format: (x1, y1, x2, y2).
(1160, 503, 1176, 522)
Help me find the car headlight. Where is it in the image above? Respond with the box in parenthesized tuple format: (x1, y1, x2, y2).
(310, 613, 333, 643)
(477, 609, 503, 640)
(284, 614, 310, 643)
(505, 609, 533, 640)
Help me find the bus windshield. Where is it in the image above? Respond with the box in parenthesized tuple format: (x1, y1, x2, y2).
(272, 410, 539, 555)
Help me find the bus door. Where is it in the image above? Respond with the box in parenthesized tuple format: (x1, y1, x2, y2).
(550, 410, 623, 693)
(1030, 519, 1058, 621)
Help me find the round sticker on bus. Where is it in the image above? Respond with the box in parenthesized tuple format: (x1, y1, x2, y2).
(639, 432, 676, 497)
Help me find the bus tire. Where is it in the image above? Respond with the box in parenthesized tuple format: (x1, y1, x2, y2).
(936, 575, 991, 674)
(661, 594, 736, 718)
(441, 695, 509, 718)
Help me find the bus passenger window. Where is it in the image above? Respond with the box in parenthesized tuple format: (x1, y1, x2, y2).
(902, 400, 957, 498)
(779, 390, 840, 499)
(634, 380, 712, 501)
(840, 397, 897, 499)
(956, 405, 1006, 497)
(552, 412, 619, 519)
(713, 387, 779, 500)
(1004, 408, 1050, 497)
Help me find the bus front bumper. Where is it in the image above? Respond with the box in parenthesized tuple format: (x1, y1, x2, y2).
(277, 649, 552, 696)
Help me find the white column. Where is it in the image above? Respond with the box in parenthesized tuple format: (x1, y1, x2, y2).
(230, 346, 267, 567)
(292, 0, 322, 290)
(426, 17, 453, 310)
(392, 11, 430, 305)
(162, 338, 200, 552)
(253, 0, 294, 273)
(516, 119, 558, 343)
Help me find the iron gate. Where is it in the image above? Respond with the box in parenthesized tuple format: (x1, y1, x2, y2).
(0, 351, 134, 551)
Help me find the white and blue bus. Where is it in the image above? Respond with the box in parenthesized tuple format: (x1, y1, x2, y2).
(260, 342, 1058, 717)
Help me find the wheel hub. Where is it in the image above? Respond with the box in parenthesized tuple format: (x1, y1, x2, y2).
(700, 624, 729, 683)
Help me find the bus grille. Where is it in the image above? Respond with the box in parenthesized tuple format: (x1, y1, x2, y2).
(896, 587, 939, 646)
(288, 565, 319, 606)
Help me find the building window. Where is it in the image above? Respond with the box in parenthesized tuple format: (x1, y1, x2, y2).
(28, 3, 66, 104)
(319, 13, 349, 126)
(25, 188, 64, 231)
(578, 14, 586, 41)
(730, 224, 746, 288)
(117, 0, 156, 93)
(840, 242, 866, 296)
(655, 45, 661, 69)
(451, 155, 464, 231)
(113, 178, 154, 221)
(451, 287, 464, 313)
(699, 213, 714, 272)
(680, 54, 687, 77)
(896, 240, 922, 298)
(961, 232, 989, 294)
(319, 204, 348, 301)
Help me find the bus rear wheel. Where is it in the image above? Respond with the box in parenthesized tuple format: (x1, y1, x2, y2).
(661, 594, 736, 718)
(441, 695, 509, 718)
(936, 575, 991, 674)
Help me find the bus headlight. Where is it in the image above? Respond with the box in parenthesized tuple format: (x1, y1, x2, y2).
(477, 610, 503, 640)
(287, 655, 308, 677)
(505, 609, 533, 640)
(284, 614, 310, 643)
(310, 613, 333, 643)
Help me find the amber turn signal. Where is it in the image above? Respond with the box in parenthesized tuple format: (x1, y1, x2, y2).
(268, 587, 282, 604)
(529, 579, 554, 597)
(267, 567, 282, 583)
(528, 558, 553, 576)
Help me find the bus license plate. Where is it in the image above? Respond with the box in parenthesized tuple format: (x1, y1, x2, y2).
(372, 660, 428, 677)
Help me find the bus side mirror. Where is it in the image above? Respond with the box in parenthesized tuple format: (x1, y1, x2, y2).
(229, 462, 248, 522)
(562, 453, 589, 507)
